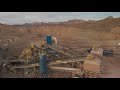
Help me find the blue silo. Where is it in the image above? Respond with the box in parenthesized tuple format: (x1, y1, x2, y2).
(46, 35, 52, 45)
(39, 55, 47, 74)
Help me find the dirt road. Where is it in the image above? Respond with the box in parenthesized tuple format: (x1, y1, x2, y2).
(100, 56, 120, 78)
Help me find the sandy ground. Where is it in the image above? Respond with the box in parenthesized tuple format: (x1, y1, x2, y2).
(0, 26, 120, 78)
(100, 56, 120, 78)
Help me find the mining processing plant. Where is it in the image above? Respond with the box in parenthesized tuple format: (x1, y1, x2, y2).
(0, 35, 114, 78)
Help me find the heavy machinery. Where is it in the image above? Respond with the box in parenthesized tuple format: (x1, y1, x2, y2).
(1, 35, 102, 78)
(83, 54, 101, 78)
(90, 47, 103, 57)
(20, 43, 40, 64)
(87, 46, 114, 57)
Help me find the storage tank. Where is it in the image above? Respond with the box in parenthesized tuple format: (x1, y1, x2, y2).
(46, 36, 52, 44)
(52, 37, 57, 44)
(39, 55, 47, 74)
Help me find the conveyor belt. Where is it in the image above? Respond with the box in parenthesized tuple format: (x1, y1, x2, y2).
(46, 44, 84, 58)
(48, 58, 84, 65)
(49, 66, 84, 76)
(10, 57, 85, 69)
(45, 48, 71, 60)
(11, 63, 39, 69)
(46, 45, 74, 58)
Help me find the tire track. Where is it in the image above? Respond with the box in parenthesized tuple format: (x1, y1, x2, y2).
(0, 36, 17, 49)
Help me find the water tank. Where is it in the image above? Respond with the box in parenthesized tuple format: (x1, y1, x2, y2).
(46, 36, 52, 44)
(39, 55, 47, 74)
(52, 37, 57, 44)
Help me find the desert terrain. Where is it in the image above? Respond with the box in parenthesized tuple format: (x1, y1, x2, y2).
(0, 16, 120, 78)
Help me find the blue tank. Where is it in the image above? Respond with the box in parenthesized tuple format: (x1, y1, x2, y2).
(46, 36, 52, 44)
(39, 55, 47, 74)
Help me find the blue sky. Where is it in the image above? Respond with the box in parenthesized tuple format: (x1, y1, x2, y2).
(0, 12, 120, 24)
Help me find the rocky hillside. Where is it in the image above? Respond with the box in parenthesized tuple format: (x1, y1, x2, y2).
(0, 16, 120, 34)
(81, 16, 120, 31)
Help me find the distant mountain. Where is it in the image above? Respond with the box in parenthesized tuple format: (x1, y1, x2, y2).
(0, 23, 8, 26)
(20, 19, 87, 26)
(65, 19, 86, 24)
(88, 20, 96, 22)
(80, 16, 120, 31)
(23, 22, 44, 25)
(104, 16, 114, 20)
(0, 16, 120, 32)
